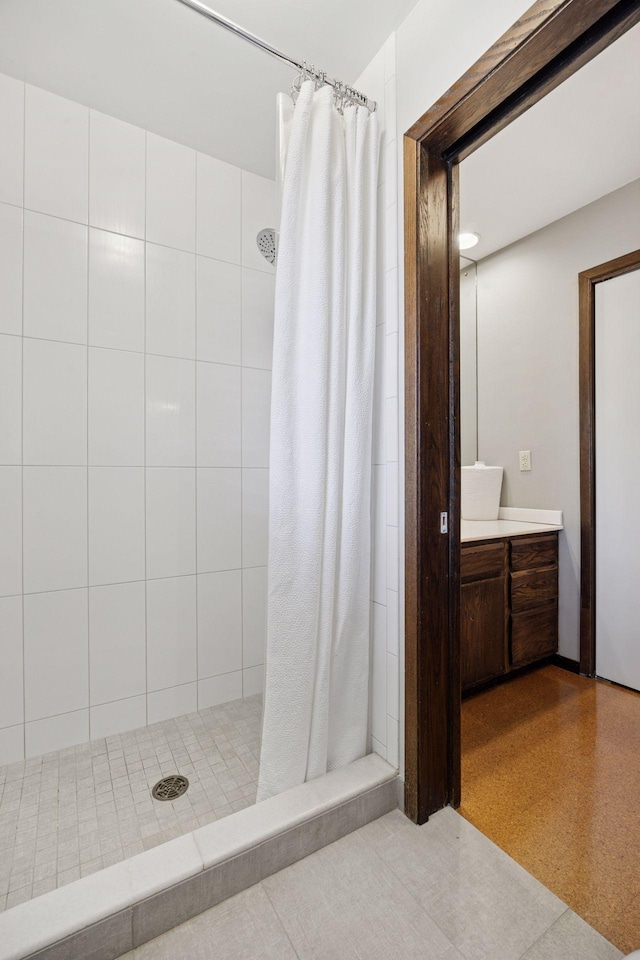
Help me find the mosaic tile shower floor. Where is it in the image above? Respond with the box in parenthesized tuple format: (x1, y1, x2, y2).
(0, 695, 262, 912)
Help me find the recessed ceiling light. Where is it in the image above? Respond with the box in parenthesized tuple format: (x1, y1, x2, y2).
(458, 232, 480, 250)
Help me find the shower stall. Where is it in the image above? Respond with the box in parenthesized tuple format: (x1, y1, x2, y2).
(0, 3, 400, 953)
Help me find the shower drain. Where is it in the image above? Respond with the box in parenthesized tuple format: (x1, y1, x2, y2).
(151, 775, 189, 801)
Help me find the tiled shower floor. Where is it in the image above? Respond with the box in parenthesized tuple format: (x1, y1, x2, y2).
(0, 695, 262, 913)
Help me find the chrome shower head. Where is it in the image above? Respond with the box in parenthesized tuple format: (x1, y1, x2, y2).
(256, 228, 277, 265)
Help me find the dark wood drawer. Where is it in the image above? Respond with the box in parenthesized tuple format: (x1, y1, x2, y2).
(511, 566, 558, 613)
(511, 601, 558, 666)
(461, 542, 507, 584)
(511, 533, 558, 572)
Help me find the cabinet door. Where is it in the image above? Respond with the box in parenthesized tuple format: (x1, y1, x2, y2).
(461, 578, 507, 689)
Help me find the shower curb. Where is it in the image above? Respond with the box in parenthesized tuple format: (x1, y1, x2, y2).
(0, 755, 398, 960)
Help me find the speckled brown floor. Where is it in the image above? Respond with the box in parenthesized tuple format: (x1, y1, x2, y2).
(460, 664, 640, 955)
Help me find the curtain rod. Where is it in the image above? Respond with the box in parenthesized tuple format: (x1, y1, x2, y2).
(174, 0, 377, 112)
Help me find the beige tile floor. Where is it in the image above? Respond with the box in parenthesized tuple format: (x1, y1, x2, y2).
(0, 695, 262, 912)
(118, 806, 623, 960)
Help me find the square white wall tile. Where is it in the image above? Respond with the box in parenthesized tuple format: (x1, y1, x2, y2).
(242, 566, 266, 669)
(89, 581, 146, 704)
(0, 595, 24, 729)
(146, 468, 196, 579)
(196, 153, 241, 263)
(385, 267, 398, 334)
(0, 202, 23, 335)
(146, 244, 196, 359)
(384, 34, 396, 83)
(384, 77, 397, 148)
(386, 462, 398, 527)
(23, 338, 87, 465)
(196, 468, 241, 573)
(26, 709, 89, 759)
(0, 334, 21, 464)
(385, 331, 398, 399)
(241, 368, 271, 469)
(372, 324, 386, 465)
(88, 348, 145, 465)
(371, 601, 386, 746)
(0, 725, 24, 766)
(384, 202, 398, 273)
(197, 569, 242, 678)
(147, 575, 197, 691)
(384, 140, 398, 210)
(90, 695, 147, 740)
(386, 525, 399, 592)
(146, 355, 196, 466)
(23, 211, 88, 344)
(386, 652, 399, 720)
(24, 85, 88, 223)
(88, 467, 145, 586)
(23, 466, 87, 593)
(0, 467, 21, 598)
(386, 716, 399, 768)
(386, 588, 399, 656)
(241, 269, 275, 369)
(0, 74, 24, 207)
(146, 133, 195, 252)
(88, 229, 145, 352)
(385, 396, 398, 463)
(242, 469, 268, 568)
(198, 672, 243, 709)
(243, 664, 263, 698)
(147, 683, 197, 725)
(196, 362, 241, 467)
(371, 464, 387, 605)
(241, 171, 275, 274)
(24, 587, 88, 721)
(89, 111, 145, 238)
(196, 257, 241, 365)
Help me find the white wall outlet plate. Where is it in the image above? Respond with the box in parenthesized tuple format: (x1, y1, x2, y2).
(519, 450, 532, 471)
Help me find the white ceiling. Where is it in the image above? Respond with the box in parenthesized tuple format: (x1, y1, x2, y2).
(459, 22, 640, 262)
(0, 0, 416, 180)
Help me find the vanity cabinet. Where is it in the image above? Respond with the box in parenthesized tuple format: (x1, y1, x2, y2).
(461, 531, 558, 692)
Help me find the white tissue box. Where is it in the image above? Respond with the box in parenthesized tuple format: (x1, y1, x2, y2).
(462, 462, 504, 520)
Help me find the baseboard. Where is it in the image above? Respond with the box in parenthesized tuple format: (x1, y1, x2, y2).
(551, 654, 581, 674)
(0, 756, 398, 960)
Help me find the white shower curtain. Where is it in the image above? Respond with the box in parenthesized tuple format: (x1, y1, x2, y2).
(257, 80, 379, 801)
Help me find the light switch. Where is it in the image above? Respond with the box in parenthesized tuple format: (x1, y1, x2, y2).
(519, 450, 532, 471)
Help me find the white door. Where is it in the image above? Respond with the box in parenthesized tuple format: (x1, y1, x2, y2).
(595, 268, 640, 691)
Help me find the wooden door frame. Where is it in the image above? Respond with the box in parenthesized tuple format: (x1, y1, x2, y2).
(403, 0, 640, 824)
(579, 249, 640, 676)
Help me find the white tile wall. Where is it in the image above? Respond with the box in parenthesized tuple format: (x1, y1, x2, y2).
(0, 203, 23, 335)
(88, 229, 145, 352)
(23, 211, 88, 343)
(0, 74, 24, 208)
(24, 85, 88, 223)
(89, 111, 145, 239)
(356, 35, 401, 767)
(0, 72, 275, 763)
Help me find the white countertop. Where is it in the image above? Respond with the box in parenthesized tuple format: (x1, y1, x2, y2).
(461, 507, 563, 543)
(461, 519, 563, 543)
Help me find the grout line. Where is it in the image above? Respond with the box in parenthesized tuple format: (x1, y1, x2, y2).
(86, 111, 91, 741)
(261, 883, 304, 960)
(143, 128, 148, 730)
(240, 168, 244, 700)
(195, 150, 200, 712)
(20, 79, 26, 765)
(3, 330, 272, 373)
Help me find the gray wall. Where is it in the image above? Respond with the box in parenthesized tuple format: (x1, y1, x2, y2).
(460, 260, 478, 467)
(475, 178, 640, 659)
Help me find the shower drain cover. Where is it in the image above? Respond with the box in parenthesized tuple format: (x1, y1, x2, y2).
(152, 775, 189, 801)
